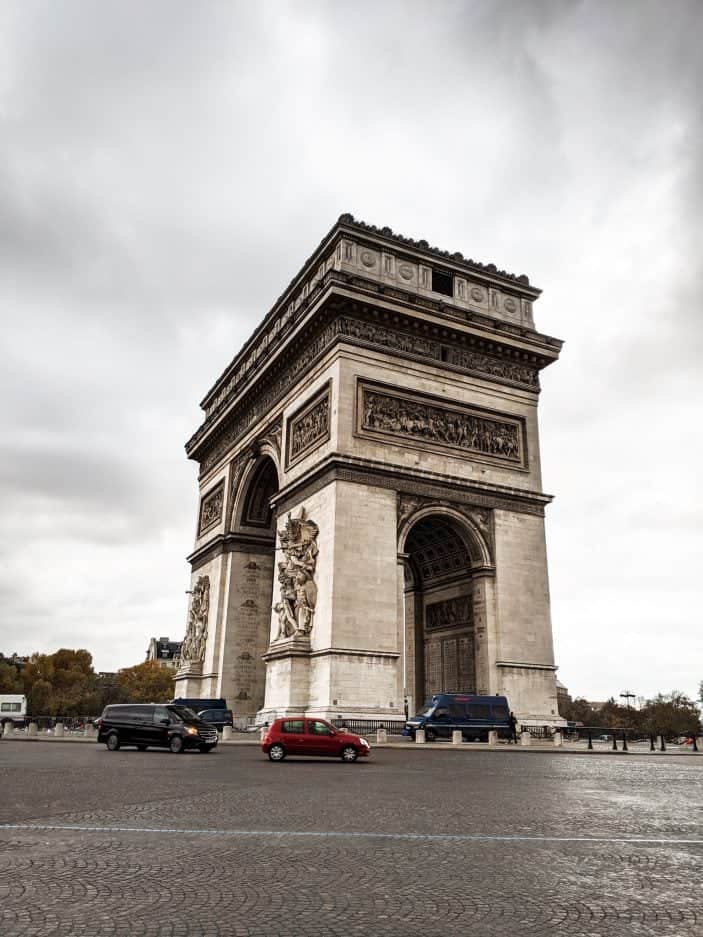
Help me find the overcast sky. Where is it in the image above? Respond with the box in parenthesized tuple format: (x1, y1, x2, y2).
(1, 1, 701, 703)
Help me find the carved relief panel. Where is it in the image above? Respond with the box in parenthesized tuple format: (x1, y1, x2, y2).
(357, 380, 526, 469)
(286, 382, 331, 468)
(198, 482, 224, 537)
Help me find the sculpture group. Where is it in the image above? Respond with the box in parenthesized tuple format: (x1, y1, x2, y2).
(273, 509, 319, 640)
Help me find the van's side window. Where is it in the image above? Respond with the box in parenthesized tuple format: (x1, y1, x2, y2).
(449, 704, 466, 719)
(492, 705, 509, 720)
(467, 704, 490, 719)
(154, 707, 171, 723)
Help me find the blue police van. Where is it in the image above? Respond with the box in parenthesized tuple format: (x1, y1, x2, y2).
(405, 693, 513, 741)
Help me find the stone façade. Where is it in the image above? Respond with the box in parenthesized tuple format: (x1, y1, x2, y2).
(175, 215, 564, 725)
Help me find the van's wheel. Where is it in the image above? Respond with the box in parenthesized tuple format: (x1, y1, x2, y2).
(268, 743, 286, 762)
(425, 729, 437, 742)
(341, 745, 358, 763)
(136, 745, 147, 751)
(106, 733, 120, 751)
(169, 735, 184, 754)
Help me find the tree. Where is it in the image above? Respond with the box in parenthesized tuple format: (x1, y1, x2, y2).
(0, 661, 23, 693)
(21, 649, 98, 715)
(640, 691, 700, 739)
(116, 661, 175, 703)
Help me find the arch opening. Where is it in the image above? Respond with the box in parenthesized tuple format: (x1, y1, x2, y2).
(403, 514, 476, 716)
(221, 455, 280, 716)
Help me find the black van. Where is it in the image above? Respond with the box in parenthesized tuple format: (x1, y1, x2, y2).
(96, 704, 218, 753)
(405, 694, 512, 742)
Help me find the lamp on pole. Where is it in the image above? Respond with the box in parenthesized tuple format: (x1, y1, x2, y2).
(620, 690, 636, 709)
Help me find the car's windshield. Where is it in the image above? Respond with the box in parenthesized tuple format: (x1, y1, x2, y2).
(167, 705, 199, 722)
(418, 702, 436, 717)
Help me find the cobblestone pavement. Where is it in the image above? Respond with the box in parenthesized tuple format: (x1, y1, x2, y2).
(1, 742, 701, 936)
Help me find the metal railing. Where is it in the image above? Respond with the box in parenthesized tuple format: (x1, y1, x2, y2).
(332, 718, 407, 736)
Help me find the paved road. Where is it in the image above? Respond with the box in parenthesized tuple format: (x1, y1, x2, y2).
(1, 742, 701, 936)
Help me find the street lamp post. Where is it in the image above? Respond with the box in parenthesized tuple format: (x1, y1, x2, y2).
(620, 690, 636, 709)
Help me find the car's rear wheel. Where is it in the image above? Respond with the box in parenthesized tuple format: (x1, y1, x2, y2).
(268, 743, 286, 761)
(106, 733, 120, 751)
(341, 745, 358, 763)
(169, 735, 184, 754)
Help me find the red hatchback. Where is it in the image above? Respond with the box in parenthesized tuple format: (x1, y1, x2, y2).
(262, 717, 370, 763)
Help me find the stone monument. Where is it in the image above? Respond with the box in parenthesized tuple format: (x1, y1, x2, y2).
(173, 215, 563, 724)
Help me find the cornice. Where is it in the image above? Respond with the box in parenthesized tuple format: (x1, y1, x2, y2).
(271, 454, 554, 518)
(197, 215, 550, 419)
(186, 284, 561, 469)
(187, 531, 275, 570)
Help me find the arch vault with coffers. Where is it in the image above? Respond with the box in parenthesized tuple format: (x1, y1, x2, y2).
(175, 215, 563, 724)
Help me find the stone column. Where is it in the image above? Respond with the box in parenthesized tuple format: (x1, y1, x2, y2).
(472, 572, 498, 695)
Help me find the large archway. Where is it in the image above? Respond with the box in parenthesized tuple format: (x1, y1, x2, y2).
(220, 454, 280, 716)
(402, 513, 478, 716)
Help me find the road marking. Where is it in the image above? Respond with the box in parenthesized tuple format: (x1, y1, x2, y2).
(1, 823, 702, 846)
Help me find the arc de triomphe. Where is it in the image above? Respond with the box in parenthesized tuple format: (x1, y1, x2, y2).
(174, 215, 563, 724)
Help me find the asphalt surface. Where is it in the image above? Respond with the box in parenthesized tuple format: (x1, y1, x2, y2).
(0, 741, 701, 936)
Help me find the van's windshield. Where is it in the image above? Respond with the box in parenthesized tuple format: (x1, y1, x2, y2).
(167, 705, 199, 722)
(418, 703, 436, 717)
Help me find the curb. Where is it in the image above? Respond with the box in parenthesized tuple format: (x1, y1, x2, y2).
(3, 736, 702, 756)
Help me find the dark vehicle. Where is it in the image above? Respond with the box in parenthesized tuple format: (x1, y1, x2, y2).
(262, 717, 371, 763)
(171, 697, 227, 711)
(405, 694, 511, 742)
(96, 704, 218, 753)
(197, 708, 234, 731)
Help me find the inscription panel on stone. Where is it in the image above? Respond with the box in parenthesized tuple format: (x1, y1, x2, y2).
(197, 481, 224, 536)
(286, 382, 331, 467)
(357, 381, 526, 468)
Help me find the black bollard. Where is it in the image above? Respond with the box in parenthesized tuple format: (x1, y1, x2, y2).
(612, 733, 618, 751)
(587, 730, 593, 751)
(660, 734, 666, 752)
(692, 735, 699, 752)
(650, 734, 655, 751)
(621, 731, 628, 752)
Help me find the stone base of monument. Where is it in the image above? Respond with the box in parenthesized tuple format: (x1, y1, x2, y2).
(257, 635, 312, 720)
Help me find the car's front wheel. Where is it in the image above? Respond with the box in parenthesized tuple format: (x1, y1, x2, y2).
(106, 733, 120, 751)
(169, 735, 184, 754)
(268, 743, 286, 762)
(341, 745, 358, 763)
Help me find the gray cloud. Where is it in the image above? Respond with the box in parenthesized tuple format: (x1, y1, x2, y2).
(0, 0, 701, 699)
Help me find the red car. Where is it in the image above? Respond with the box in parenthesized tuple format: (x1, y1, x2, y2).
(262, 717, 370, 763)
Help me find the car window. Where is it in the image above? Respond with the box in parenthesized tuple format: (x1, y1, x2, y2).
(281, 720, 304, 733)
(307, 720, 333, 735)
(467, 704, 490, 720)
(154, 707, 171, 723)
(492, 705, 509, 720)
(168, 706, 197, 721)
(449, 704, 465, 719)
